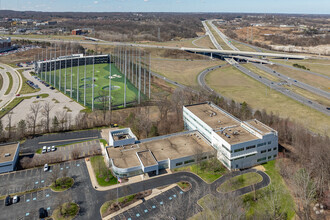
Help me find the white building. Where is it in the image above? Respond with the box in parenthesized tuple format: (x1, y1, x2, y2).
(183, 102, 278, 170)
(0, 142, 20, 174)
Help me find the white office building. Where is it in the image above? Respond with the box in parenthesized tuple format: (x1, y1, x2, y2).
(183, 102, 278, 170)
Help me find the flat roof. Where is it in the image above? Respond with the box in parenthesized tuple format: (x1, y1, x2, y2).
(137, 150, 158, 167)
(216, 125, 259, 145)
(185, 103, 240, 130)
(107, 131, 214, 169)
(244, 119, 274, 134)
(0, 142, 19, 163)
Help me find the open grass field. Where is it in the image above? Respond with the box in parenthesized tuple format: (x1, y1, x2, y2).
(138, 38, 196, 48)
(286, 85, 330, 107)
(42, 63, 140, 108)
(206, 66, 330, 135)
(231, 41, 257, 52)
(17, 69, 41, 94)
(0, 74, 3, 91)
(268, 64, 330, 91)
(151, 58, 224, 87)
(271, 58, 330, 78)
(193, 35, 216, 49)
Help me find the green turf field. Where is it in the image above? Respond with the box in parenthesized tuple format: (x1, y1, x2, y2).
(41, 63, 142, 109)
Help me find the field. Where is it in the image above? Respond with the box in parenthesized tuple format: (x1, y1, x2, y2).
(271, 59, 330, 77)
(243, 63, 281, 82)
(41, 63, 140, 108)
(151, 59, 224, 87)
(193, 35, 216, 49)
(205, 65, 330, 135)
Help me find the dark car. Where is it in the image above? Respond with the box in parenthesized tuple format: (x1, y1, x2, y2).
(50, 87, 55, 90)
(39, 208, 47, 218)
(5, 195, 11, 206)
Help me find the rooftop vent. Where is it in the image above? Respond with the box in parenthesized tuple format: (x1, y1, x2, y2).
(4, 153, 10, 157)
(233, 131, 239, 135)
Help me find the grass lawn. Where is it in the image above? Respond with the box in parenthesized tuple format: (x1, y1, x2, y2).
(287, 85, 330, 107)
(0, 94, 49, 118)
(267, 64, 330, 91)
(137, 38, 196, 48)
(50, 177, 74, 192)
(53, 202, 79, 220)
(101, 194, 136, 217)
(190, 194, 218, 220)
(99, 139, 108, 146)
(270, 58, 330, 77)
(41, 63, 140, 108)
(193, 35, 216, 49)
(17, 69, 41, 94)
(90, 155, 117, 186)
(151, 59, 223, 87)
(218, 172, 263, 193)
(174, 159, 227, 183)
(177, 181, 191, 191)
(4, 72, 13, 95)
(206, 66, 330, 136)
(243, 160, 295, 219)
(206, 23, 232, 50)
(230, 40, 257, 52)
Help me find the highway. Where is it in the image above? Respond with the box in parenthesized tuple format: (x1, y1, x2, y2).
(204, 19, 330, 115)
(202, 21, 223, 50)
(253, 63, 330, 99)
(208, 20, 239, 51)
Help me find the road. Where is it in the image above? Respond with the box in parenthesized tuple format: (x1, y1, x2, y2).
(208, 20, 238, 51)
(253, 63, 330, 99)
(0, 63, 22, 110)
(20, 129, 101, 154)
(205, 20, 330, 115)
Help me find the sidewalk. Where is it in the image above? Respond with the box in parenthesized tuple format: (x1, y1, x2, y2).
(85, 158, 173, 191)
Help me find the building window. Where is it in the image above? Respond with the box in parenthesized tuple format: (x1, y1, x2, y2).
(273, 147, 277, 151)
(268, 141, 272, 145)
(201, 156, 207, 160)
(246, 145, 256, 150)
(268, 149, 271, 152)
(261, 150, 266, 153)
(176, 162, 183, 166)
(222, 144, 232, 153)
(268, 156, 271, 159)
(273, 155, 277, 158)
(257, 157, 266, 162)
(184, 159, 195, 164)
(246, 154, 256, 158)
(234, 156, 244, 161)
(234, 147, 244, 153)
(257, 143, 264, 147)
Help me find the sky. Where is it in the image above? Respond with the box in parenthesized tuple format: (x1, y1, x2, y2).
(0, 0, 329, 14)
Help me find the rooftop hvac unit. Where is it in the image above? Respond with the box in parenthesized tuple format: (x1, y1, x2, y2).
(4, 153, 11, 157)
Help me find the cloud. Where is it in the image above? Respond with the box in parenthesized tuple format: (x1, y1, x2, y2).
(94, 1, 99, 4)
(144, 0, 149, 2)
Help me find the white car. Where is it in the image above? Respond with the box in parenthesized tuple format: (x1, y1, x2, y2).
(51, 146, 56, 151)
(42, 146, 47, 154)
(12, 195, 18, 204)
(44, 164, 49, 172)
(47, 146, 51, 152)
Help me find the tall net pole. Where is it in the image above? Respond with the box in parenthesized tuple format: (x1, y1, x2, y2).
(144, 52, 146, 95)
(64, 46, 67, 94)
(54, 43, 56, 88)
(109, 53, 112, 111)
(124, 48, 127, 108)
(149, 53, 151, 99)
(128, 47, 130, 80)
(59, 45, 61, 91)
(92, 55, 95, 111)
(77, 50, 80, 102)
(41, 49, 43, 80)
(131, 48, 134, 82)
(135, 48, 138, 87)
(70, 48, 73, 98)
(84, 53, 86, 106)
(138, 49, 141, 104)
(49, 48, 52, 84)
(45, 48, 47, 81)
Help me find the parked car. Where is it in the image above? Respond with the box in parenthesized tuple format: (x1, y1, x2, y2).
(12, 195, 18, 204)
(43, 164, 48, 172)
(16, 94, 20, 97)
(5, 195, 11, 206)
(47, 146, 51, 152)
(51, 146, 56, 151)
(39, 208, 47, 218)
(42, 146, 47, 154)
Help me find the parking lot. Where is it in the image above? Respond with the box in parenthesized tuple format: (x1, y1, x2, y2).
(112, 186, 201, 220)
(0, 160, 90, 220)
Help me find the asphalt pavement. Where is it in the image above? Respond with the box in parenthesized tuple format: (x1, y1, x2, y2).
(20, 129, 101, 154)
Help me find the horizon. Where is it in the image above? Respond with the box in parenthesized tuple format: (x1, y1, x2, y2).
(0, 0, 329, 14)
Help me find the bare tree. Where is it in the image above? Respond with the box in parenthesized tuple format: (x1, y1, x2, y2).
(29, 103, 41, 136)
(42, 102, 53, 133)
(71, 148, 80, 160)
(6, 111, 13, 139)
(17, 119, 27, 139)
(49, 165, 60, 187)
